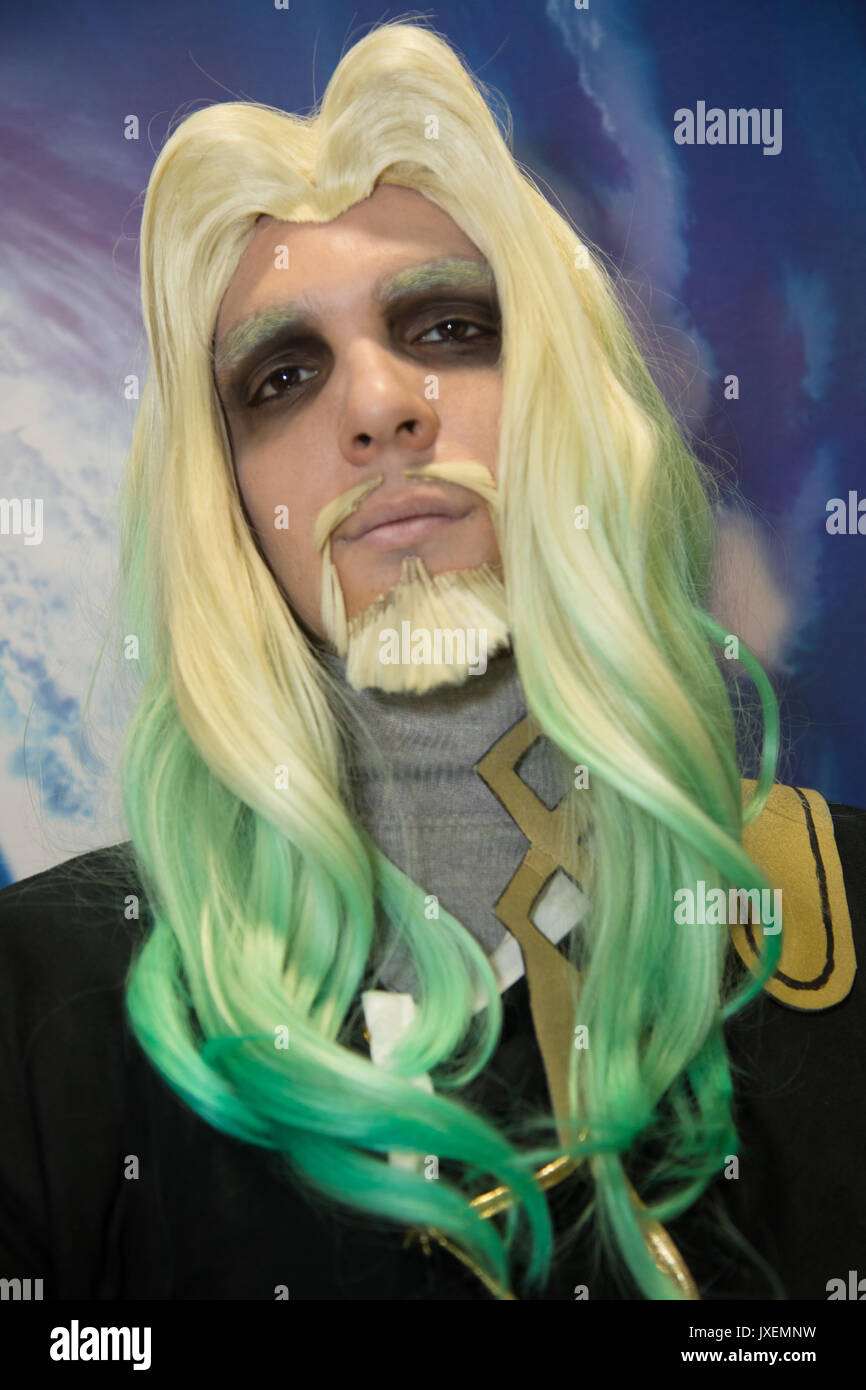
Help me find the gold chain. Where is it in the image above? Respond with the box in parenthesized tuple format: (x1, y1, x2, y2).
(404, 1144, 699, 1301)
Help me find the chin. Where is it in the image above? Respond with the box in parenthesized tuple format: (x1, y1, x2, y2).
(340, 554, 511, 695)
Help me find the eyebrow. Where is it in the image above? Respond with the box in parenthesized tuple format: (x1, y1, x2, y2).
(212, 255, 497, 380)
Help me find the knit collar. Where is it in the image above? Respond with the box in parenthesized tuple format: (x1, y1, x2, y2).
(314, 641, 582, 986)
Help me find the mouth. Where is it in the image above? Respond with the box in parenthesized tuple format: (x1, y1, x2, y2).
(351, 509, 472, 549)
(336, 489, 475, 550)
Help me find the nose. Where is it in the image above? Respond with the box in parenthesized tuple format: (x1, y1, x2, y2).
(336, 339, 439, 470)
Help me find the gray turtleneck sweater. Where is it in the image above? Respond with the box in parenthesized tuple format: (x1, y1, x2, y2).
(317, 647, 583, 996)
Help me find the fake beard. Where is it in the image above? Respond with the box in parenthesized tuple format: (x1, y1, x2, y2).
(315, 461, 512, 694)
(344, 555, 510, 693)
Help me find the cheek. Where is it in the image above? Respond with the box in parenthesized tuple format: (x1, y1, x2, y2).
(235, 455, 324, 617)
(455, 373, 502, 477)
(236, 451, 298, 550)
(238, 481, 284, 573)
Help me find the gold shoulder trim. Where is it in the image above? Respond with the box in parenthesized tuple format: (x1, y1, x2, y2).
(733, 780, 856, 1010)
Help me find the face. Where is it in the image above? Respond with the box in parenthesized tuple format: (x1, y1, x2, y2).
(212, 183, 504, 647)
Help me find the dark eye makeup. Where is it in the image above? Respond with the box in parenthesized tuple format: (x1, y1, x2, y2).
(223, 294, 502, 413)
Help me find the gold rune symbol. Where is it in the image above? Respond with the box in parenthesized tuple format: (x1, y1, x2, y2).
(475, 712, 590, 1142)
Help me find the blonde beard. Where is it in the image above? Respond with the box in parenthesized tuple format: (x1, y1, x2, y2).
(342, 555, 511, 693)
(314, 459, 511, 694)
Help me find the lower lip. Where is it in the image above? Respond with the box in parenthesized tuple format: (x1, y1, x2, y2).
(353, 512, 466, 549)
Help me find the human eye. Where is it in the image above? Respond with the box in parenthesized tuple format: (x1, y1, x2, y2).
(415, 316, 492, 345)
(248, 362, 317, 408)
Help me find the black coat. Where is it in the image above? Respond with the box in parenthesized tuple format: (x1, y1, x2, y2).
(0, 797, 863, 1301)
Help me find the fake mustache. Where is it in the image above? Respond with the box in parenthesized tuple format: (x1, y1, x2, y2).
(313, 459, 500, 555)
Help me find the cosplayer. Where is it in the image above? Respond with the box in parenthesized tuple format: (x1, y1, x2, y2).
(0, 19, 863, 1302)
